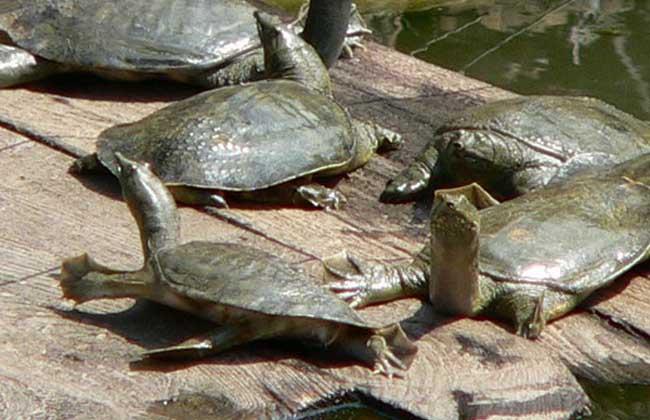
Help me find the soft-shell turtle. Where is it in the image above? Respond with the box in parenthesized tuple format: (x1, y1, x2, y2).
(73, 11, 401, 209)
(381, 96, 650, 202)
(327, 154, 650, 337)
(0, 0, 367, 88)
(60, 154, 417, 377)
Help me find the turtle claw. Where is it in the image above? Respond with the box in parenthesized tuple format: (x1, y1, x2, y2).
(296, 185, 347, 210)
(323, 253, 373, 307)
(368, 335, 407, 379)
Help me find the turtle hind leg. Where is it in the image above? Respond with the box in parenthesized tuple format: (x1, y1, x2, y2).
(0, 45, 65, 88)
(143, 318, 289, 361)
(167, 185, 228, 208)
(59, 254, 152, 304)
(234, 183, 347, 210)
(515, 292, 547, 339)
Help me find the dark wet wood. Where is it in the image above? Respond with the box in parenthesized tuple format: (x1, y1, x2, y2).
(0, 42, 647, 419)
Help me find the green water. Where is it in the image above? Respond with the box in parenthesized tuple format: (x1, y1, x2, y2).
(268, 0, 650, 120)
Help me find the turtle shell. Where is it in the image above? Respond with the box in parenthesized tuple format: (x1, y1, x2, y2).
(477, 153, 650, 294)
(0, 0, 259, 71)
(155, 241, 370, 328)
(96, 80, 356, 190)
(438, 96, 650, 159)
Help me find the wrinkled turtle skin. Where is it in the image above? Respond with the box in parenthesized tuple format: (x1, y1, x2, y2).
(59, 154, 417, 377)
(0, 0, 367, 88)
(72, 11, 401, 210)
(327, 154, 650, 337)
(381, 95, 650, 202)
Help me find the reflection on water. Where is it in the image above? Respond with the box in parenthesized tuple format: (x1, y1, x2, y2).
(265, 0, 650, 119)
(371, 0, 650, 119)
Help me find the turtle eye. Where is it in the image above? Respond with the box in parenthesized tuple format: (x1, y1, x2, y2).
(446, 201, 455, 210)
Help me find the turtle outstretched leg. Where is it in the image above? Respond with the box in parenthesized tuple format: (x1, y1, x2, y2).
(324, 250, 429, 308)
(0, 45, 66, 88)
(59, 254, 152, 304)
(334, 324, 417, 378)
(380, 142, 440, 203)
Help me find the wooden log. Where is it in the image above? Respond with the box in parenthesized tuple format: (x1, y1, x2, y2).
(0, 42, 647, 419)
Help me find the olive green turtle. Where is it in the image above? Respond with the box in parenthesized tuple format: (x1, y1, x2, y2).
(381, 95, 650, 202)
(327, 154, 650, 337)
(72, 11, 401, 210)
(0, 0, 368, 88)
(59, 153, 417, 377)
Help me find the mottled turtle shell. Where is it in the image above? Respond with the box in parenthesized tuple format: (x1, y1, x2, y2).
(438, 96, 650, 160)
(0, 0, 259, 71)
(477, 153, 650, 294)
(156, 241, 370, 327)
(96, 80, 356, 190)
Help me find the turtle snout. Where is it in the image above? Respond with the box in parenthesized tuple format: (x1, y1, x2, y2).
(379, 130, 403, 151)
(254, 11, 280, 41)
(114, 152, 139, 177)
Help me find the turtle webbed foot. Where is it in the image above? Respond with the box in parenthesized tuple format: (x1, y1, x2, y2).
(380, 164, 431, 203)
(296, 184, 347, 210)
(367, 324, 417, 379)
(324, 252, 378, 308)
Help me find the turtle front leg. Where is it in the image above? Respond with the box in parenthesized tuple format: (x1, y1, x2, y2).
(324, 250, 429, 308)
(187, 50, 265, 88)
(334, 324, 417, 378)
(294, 184, 347, 210)
(380, 142, 440, 203)
(167, 185, 229, 208)
(0, 45, 65, 88)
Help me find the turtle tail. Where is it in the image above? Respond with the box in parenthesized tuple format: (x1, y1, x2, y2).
(59, 254, 150, 304)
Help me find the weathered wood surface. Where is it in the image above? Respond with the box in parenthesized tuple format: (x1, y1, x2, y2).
(0, 42, 648, 419)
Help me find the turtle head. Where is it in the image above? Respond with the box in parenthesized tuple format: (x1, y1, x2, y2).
(255, 11, 331, 95)
(430, 191, 480, 252)
(437, 129, 520, 199)
(429, 191, 482, 315)
(114, 152, 180, 262)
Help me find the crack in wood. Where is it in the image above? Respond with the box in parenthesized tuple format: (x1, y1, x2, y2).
(203, 207, 320, 261)
(0, 266, 58, 288)
(0, 115, 85, 158)
(589, 307, 650, 341)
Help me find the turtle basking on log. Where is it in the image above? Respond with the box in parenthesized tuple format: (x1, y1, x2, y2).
(59, 153, 417, 377)
(0, 0, 368, 88)
(328, 153, 650, 337)
(381, 95, 650, 203)
(72, 11, 401, 210)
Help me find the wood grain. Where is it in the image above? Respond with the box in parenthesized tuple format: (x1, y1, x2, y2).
(0, 42, 647, 419)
